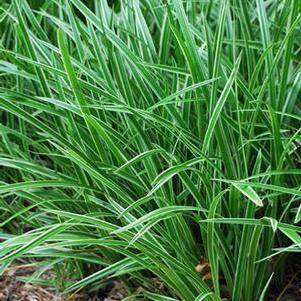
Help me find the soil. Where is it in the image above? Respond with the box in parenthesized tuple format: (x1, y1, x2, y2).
(0, 265, 126, 301)
(0, 260, 300, 301)
(0, 265, 63, 301)
(267, 257, 301, 301)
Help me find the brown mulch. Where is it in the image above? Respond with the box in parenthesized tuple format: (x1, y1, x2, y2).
(0, 265, 63, 301)
(0, 265, 127, 301)
(1, 260, 300, 301)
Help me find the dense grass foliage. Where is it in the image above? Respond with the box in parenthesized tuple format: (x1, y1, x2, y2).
(0, 0, 300, 300)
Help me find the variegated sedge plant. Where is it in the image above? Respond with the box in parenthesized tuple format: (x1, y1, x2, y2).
(0, 0, 300, 300)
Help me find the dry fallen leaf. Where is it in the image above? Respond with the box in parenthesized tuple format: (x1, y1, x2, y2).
(195, 256, 211, 281)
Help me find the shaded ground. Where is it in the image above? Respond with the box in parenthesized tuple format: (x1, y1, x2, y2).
(0, 265, 63, 301)
(0, 261, 300, 300)
(0, 265, 126, 301)
(267, 257, 301, 301)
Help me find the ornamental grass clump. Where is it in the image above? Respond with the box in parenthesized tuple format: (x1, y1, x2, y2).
(0, 0, 300, 300)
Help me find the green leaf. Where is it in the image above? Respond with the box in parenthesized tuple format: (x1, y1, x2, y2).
(232, 182, 263, 207)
